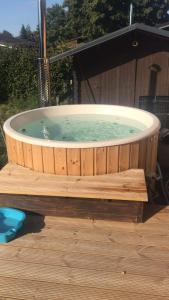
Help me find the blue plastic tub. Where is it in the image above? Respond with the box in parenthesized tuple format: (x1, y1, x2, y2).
(0, 208, 26, 243)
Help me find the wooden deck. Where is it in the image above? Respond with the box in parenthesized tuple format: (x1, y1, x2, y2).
(0, 206, 169, 299)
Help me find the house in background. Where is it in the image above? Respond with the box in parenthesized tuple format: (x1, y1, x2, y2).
(51, 23, 169, 109)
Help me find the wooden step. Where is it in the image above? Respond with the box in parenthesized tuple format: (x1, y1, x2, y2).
(0, 163, 148, 222)
(0, 163, 147, 201)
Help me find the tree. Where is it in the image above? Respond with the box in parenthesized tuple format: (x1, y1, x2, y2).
(132, 0, 169, 26)
(0, 30, 14, 42)
(63, 0, 85, 39)
(20, 25, 28, 39)
(19, 24, 35, 42)
(46, 4, 67, 45)
(58, 0, 169, 42)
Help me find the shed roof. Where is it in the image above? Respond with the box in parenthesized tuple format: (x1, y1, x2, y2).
(50, 23, 169, 63)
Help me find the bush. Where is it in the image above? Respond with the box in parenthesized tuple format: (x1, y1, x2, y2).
(0, 47, 38, 102)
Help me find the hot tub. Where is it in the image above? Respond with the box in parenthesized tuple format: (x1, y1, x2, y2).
(3, 104, 160, 176)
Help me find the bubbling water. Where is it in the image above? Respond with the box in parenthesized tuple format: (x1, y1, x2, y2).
(18, 114, 146, 142)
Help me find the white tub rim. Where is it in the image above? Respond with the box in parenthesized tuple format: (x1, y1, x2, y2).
(3, 104, 161, 148)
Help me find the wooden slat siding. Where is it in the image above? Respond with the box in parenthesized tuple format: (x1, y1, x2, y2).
(7, 136, 17, 164)
(119, 144, 130, 172)
(94, 147, 107, 175)
(79, 59, 136, 106)
(138, 138, 147, 170)
(150, 133, 159, 174)
(42, 147, 55, 174)
(23, 142, 33, 169)
(146, 136, 154, 176)
(54, 148, 67, 175)
(130, 143, 139, 169)
(15, 140, 24, 166)
(5, 132, 158, 176)
(5, 135, 13, 162)
(153, 52, 169, 96)
(99, 68, 119, 105)
(89, 75, 101, 104)
(67, 148, 81, 176)
(80, 79, 90, 104)
(135, 52, 169, 103)
(135, 54, 153, 102)
(107, 146, 119, 173)
(32, 145, 43, 173)
(118, 60, 136, 106)
(81, 148, 94, 176)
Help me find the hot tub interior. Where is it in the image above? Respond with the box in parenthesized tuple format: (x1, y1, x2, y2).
(17, 114, 146, 142)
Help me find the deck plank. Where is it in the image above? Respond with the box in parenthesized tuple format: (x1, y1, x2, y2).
(0, 209, 169, 299)
(0, 276, 168, 300)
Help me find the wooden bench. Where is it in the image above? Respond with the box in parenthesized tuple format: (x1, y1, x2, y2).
(0, 163, 148, 222)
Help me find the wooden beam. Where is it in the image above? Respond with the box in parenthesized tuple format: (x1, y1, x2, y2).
(0, 194, 144, 222)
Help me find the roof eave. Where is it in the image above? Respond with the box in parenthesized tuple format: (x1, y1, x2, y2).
(49, 23, 169, 63)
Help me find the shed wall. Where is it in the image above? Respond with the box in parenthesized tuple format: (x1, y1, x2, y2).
(76, 51, 169, 106)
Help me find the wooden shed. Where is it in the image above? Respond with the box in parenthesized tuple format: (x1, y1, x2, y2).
(51, 23, 169, 107)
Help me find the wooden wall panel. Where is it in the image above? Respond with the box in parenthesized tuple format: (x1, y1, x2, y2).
(5, 135, 13, 163)
(150, 134, 159, 175)
(67, 149, 81, 176)
(138, 139, 147, 170)
(54, 148, 67, 175)
(80, 60, 136, 106)
(135, 51, 169, 103)
(130, 143, 139, 169)
(155, 52, 169, 95)
(15, 140, 24, 166)
(107, 146, 119, 173)
(119, 144, 130, 172)
(42, 147, 55, 174)
(80, 74, 101, 104)
(81, 148, 94, 176)
(94, 147, 107, 175)
(23, 143, 33, 169)
(118, 60, 136, 106)
(145, 137, 154, 176)
(32, 145, 43, 173)
(7, 136, 17, 164)
(5, 131, 159, 177)
(135, 55, 152, 101)
(79, 50, 169, 106)
(100, 67, 119, 104)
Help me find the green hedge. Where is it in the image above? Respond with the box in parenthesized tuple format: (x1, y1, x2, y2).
(0, 47, 38, 102)
(0, 46, 73, 105)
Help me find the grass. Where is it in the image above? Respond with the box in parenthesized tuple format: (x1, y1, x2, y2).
(0, 95, 38, 168)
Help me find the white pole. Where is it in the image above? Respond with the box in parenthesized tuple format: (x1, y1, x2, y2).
(129, 3, 133, 26)
(38, 0, 51, 107)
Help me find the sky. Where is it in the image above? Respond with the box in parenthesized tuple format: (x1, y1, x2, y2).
(0, 0, 63, 36)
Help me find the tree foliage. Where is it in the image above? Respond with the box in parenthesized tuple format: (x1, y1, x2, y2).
(0, 47, 38, 101)
(61, 0, 169, 41)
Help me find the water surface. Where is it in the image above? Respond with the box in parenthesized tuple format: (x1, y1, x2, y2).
(18, 114, 145, 142)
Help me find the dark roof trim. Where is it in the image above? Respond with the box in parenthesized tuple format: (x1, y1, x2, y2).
(49, 23, 169, 63)
(156, 22, 169, 29)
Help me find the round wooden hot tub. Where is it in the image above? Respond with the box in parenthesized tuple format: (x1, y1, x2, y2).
(3, 105, 160, 176)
